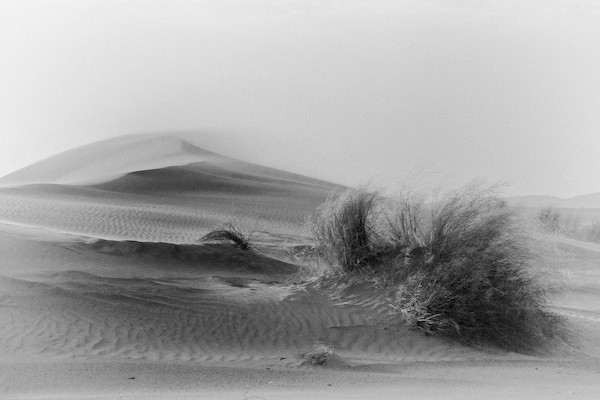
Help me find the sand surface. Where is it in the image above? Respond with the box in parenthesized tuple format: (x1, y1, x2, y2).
(1, 136, 599, 399)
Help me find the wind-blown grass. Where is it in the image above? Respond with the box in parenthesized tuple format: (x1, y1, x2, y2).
(311, 189, 381, 272)
(200, 224, 251, 250)
(312, 184, 568, 353)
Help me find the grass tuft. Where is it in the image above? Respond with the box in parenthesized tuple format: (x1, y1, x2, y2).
(200, 224, 251, 250)
(311, 189, 381, 272)
(303, 344, 336, 366)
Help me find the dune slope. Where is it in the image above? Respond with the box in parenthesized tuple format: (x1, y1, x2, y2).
(0, 134, 215, 186)
(0, 134, 340, 241)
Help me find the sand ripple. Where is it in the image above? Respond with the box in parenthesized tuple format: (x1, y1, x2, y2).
(0, 227, 484, 365)
(0, 185, 321, 243)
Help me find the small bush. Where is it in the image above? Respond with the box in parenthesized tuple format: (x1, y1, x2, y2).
(536, 206, 600, 244)
(304, 344, 335, 366)
(200, 224, 251, 250)
(538, 206, 562, 233)
(312, 189, 381, 272)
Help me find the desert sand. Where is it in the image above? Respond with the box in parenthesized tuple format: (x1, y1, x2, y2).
(1, 135, 599, 399)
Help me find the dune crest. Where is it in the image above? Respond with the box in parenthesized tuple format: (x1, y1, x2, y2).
(0, 134, 222, 186)
(0, 133, 339, 191)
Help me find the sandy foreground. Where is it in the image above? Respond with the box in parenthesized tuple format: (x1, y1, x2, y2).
(1, 136, 599, 399)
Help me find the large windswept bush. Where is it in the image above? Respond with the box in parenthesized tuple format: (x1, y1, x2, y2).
(312, 184, 568, 353)
(392, 186, 565, 351)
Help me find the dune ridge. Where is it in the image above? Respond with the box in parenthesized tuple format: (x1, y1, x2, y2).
(0, 133, 338, 190)
(0, 134, 213, 186)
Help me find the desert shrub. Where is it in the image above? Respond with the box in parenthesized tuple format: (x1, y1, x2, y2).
(395, 263, 564, 352)
(394, 186, 567, 351)
(538, 206, 562, 233)
(312, 189, 382, 272)
(313, 184, 567, 353)
(390, 186, 566, 351)
(303, 344, 335, 366)
(200, 224, 251, 250)
(536, 207, 600, 244)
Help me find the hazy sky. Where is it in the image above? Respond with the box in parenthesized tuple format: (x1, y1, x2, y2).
(1, 0, 600, 197)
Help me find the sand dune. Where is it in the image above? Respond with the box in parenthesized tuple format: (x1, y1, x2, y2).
(0, 134, 216, 187)
(507, 193, 600, 209)
(0, 136, 338, 241)
(1, 135, 599, 399)
(0, 135, 340, 242)
(0, 133, 337, 191)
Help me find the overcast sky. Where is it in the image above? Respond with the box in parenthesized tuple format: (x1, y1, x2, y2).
(1, 0, 600, 197)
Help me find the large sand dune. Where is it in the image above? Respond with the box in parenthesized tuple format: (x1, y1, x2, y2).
(1, 135, 599, 399)
(0, 135, 338, 241)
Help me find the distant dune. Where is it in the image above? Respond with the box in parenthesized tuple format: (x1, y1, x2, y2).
(507, 193, 600, 209)
(0, 134, 205, 186)
(0, 134, 337, 191)
(0, 133, 337, 191)
(92, 147, 337, 196)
